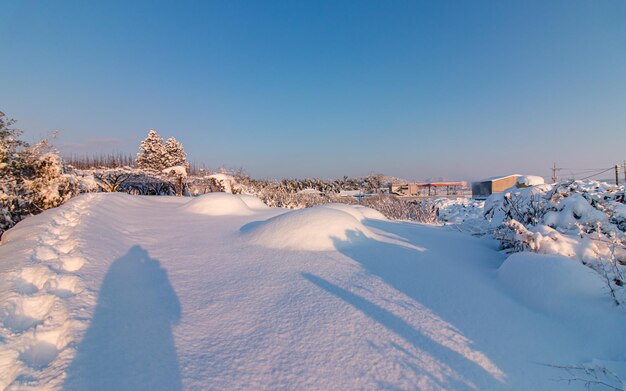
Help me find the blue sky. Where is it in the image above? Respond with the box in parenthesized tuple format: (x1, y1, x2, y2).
(1, 0, 625, 180)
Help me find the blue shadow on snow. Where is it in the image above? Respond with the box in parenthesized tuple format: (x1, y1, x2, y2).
(64, 245, 182, 391)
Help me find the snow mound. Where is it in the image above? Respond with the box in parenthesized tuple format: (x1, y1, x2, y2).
(322, 203, 386, 221)
(516, 175, 545, 187)
(182, 193, 252, 216)
(238, 194, 270, 210)
(544, 194, 608, 230)
(497, 252, 608, 313)
(243, 206, 375, 251)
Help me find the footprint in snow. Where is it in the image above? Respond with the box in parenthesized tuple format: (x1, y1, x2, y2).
(13, 266, 54, 295)
(0, 295, 57, 333)
(19, 324, 72, 370)
(57, 255, 85, 273)
(34, 246, 58, 262)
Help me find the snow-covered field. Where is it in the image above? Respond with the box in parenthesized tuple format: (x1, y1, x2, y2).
(1, 192, 624, 390)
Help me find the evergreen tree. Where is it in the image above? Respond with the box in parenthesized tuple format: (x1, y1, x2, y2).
(136, 129, 167, 170)
(164, 137, 187, 168)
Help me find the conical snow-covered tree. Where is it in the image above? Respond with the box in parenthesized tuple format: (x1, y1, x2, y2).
(164, 137, 187, 168)
(136, 129, 167, 170)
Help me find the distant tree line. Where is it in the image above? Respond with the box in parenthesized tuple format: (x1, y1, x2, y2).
(64, 153, 136, 169)
(0, 110, 437, 236)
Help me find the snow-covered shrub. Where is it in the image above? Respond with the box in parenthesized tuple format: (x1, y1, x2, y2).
(208, 173, 238, 194)
(493, 219, 537, 253)
(0, 114, 30, 232)
(0, 113, 77, 235)
(93, 169, 132, 192)
(432, 198, 489, 234)
(187, 175, 222, 195)
(23, 146, 76, 210)
(362, 195, 438, 223)
(486, 180, 626, 304)
(162, 165, 187, 196)
(484, 184, 553, 227)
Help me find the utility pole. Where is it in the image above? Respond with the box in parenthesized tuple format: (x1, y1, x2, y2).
(615, 165, 620, 186)
(551, 163, 559, 183)
(623, 160, 626, 184)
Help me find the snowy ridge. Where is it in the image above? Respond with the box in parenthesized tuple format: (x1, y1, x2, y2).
(0, 195, 96, 389)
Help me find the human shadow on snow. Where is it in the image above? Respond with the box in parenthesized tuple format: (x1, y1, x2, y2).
(64, 245, 182, 391)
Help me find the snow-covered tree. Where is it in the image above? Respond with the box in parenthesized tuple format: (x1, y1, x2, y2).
(0, 112, 29, 231)
(164, 137, 187, 168)
(0, 113, 76, 234)
(136, 129, 167, 171)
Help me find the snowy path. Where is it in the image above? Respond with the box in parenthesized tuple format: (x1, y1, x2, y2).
(0, 193, 624, 390)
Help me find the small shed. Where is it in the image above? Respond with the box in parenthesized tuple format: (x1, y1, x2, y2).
(471, 175, 521, 198)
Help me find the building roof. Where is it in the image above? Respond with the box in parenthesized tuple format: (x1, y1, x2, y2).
(474, 174, 522, 183)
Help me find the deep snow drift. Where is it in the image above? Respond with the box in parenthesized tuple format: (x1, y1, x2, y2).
(181, 192, 253, 216)
(0, 193, 624, 390)
(242, 204, 389, 251)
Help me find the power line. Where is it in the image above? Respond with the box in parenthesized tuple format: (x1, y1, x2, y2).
(578, 167, 615, 181)
(559, 167, 610, 171)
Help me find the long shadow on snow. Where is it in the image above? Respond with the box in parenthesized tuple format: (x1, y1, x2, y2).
(325, 224, 507, 389)
(64, 245, 182, 391)
(303, 273, 489, 390)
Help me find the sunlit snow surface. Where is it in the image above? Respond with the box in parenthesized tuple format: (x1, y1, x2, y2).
(0, 193, 624, 390)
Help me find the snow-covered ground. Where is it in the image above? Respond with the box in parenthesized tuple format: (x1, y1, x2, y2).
(0, 193, 624, 390)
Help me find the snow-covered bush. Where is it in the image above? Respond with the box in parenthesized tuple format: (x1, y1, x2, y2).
(208, 173, 238, 194)
(162, 165, 187, 196)
(187, 175, 222, 195)
(485, 180, 626, 304)
(0, 113, 77, 235)
(23, 145, 76, 210)
(363, 195, 438, 223)
(434, 198, 485, 227)
(204, 169, 437, 222)
(91, 168, 175, 195)
(484, 184, 553, 226)
(93, 169, 132, 192)
(0, 114, 29, 232)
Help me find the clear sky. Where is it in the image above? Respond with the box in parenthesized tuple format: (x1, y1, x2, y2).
(1, 0, 625, 181)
